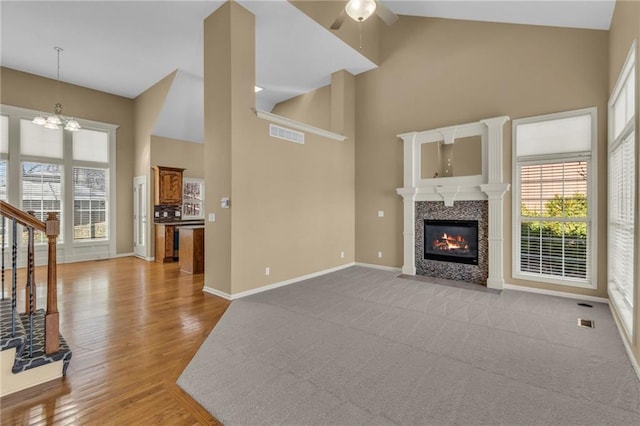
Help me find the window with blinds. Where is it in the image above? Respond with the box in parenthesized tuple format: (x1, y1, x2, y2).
(73, 167, 108, 240)
(608, 44, 635, 337)
(72, 129, 109, 242)
(519, 160, 589, 281)
(21, 162, 63, 244)
(513, 108, 596, 288)
(0, 115, 7, 201)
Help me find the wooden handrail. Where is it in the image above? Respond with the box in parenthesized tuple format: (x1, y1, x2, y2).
(0, 200, 60, 355)
(0, 201, 46, 232)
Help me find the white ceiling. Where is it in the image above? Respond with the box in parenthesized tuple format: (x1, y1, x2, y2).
(0, 1, 615, 142)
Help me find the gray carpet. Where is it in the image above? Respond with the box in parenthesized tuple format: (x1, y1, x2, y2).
(178, 266, 640, 425)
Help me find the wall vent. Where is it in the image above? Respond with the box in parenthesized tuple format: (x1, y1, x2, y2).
(577, 318, 595, 328)
(269, 124, 304, 144)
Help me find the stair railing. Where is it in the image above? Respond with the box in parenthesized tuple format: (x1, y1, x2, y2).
(0, 200, 60, 355)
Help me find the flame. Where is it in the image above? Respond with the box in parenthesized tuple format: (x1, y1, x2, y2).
(432, 233, 469, 251)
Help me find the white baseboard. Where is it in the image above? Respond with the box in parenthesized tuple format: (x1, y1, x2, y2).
(608, 300, 640, 382)
(203, 262, 356, 301)
(114, 252, 135, 258)
(202, 286, 232, 300)
(503, 283, 609, 304)
(354, 262, 402, 273)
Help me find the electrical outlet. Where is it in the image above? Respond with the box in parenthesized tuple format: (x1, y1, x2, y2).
(340, 251, 345, 259)
(377, 251, 383, 258)
(265, 267, 270, 276)
(377, 210, 384, 218)
(208, 213, 216, 222)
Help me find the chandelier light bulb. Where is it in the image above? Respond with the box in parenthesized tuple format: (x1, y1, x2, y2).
(345, 0, 377, 22)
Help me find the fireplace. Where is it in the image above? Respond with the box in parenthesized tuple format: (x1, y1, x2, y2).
(424, 220, 479, 265)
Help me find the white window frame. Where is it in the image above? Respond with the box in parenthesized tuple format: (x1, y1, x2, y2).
(607, 41, 637, 339)
(0, 104, 118, 265)
(512, 107, 598, 289)
(182, 178, 205, 220)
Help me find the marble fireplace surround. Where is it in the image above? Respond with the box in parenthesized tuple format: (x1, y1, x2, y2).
(396, 116, 510, 290)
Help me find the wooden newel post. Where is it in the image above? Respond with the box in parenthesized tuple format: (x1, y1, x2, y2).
(25, 211, 36, 315)
(45, 212, 60, 355)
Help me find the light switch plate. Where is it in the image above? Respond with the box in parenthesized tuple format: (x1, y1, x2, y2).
(208, 213, 216, 222)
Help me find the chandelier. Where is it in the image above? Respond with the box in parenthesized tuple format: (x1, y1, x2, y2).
(32, 47, 81, 132)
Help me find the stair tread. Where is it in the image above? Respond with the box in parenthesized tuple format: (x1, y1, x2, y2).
(1, 298, 72, 375)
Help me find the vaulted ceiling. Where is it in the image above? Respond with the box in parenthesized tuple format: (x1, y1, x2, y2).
(1, 0, 616, 142)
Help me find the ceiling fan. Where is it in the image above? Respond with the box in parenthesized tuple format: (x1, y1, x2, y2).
(331, 0, 399, 30)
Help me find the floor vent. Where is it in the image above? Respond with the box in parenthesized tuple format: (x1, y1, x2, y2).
(269, 124, 304, 144)
(577, 318, 595, 328)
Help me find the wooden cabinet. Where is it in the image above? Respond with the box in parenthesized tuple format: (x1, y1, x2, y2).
(153, 166, 185, 205)
(154, 224, 176, 263)
(179, 226, 205, 274)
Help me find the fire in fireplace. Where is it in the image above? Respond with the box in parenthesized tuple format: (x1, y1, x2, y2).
(424, 220, 479, 265)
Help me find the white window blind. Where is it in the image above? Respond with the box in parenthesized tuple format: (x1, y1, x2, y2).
(608, 45, 636, 336)
(0, 160, 6, 201)
(609, 132, 635, 309)
(21, 162, 63, 244)
(519, 160, 590, 281)
(0, 115, 8, 154)
(73, 128, 109, 163)
(20, 119, 63, 158)
(516, 113, 592, 157)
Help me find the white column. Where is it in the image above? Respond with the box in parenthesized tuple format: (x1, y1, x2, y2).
(480, 116, 509, 184)
(481, 183, 510, 290)
(397, 188, 417, 275)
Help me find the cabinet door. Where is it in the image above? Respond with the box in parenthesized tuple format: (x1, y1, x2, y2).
(159, 170, 183, 205)
(164, 226, 175, 259)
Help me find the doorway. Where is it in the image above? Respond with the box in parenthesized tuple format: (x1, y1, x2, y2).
(133, 176, 148, 259)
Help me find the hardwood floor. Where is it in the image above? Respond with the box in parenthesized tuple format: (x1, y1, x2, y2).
(0, 257, 230, 425)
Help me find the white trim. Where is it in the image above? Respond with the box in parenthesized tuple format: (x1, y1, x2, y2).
(396, 116, 510, 289)
(114, 252, 135, 258)
(503, 283, 609, 304)
(202, 286, 232, 301)
(203, 263, 356, 301)
(512, 107, 598, 290)
(354, 262, 402, 273)
(254, 109, 347, 142)
(608, 300, 640, 381)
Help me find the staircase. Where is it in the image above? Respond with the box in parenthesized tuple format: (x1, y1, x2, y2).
(0, 201, 72, 397)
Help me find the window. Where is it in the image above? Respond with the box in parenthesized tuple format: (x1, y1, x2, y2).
(1, 104, 117, 264)
(73, 168, 108, 240)
(608, 43, 636, 336)
(513, 108, 596, 288)
(182, 178, 204, 219)
(0, 115, 8, 201)
(21, 162, 63, 244)
(72, 129, 109, 242)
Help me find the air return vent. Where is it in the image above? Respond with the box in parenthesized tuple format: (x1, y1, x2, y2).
(269, 124, 304, 144)
(577, 318, 595, 328)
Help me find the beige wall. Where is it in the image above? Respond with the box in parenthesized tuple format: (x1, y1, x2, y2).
(150, 136, 204, 179)
(133, 71, 175, 257)
(609, 0, 640, 373)
(290, 0, 380, 65)
(204, 2, 355, 296)
(355, 17, 609, 298)
(0, 67, 135, 254)
(271, 84, 331, 130)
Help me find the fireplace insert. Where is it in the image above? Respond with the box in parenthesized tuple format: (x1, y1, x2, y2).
(424, 219, 479, 265)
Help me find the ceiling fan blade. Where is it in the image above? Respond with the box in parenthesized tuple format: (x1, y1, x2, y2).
(331, 9, 347, 30)
(375, 0, 399, 26)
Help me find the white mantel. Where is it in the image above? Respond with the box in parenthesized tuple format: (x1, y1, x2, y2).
(396, 116, 510, 290)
